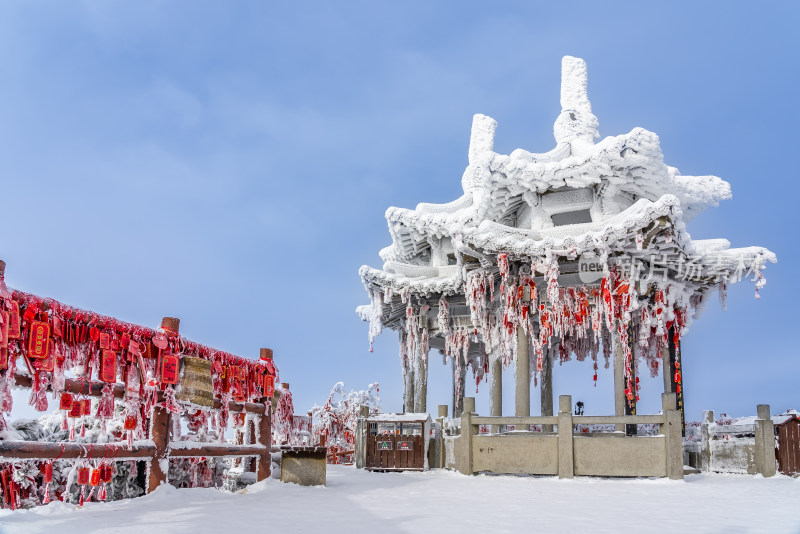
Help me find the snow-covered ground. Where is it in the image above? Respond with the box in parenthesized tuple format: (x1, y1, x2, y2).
(2, 465, 799, 534)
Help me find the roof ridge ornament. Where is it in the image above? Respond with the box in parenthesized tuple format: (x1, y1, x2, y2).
(554, 56, 599, 146)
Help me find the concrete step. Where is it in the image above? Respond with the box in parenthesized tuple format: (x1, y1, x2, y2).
(683, 466, 699, 475)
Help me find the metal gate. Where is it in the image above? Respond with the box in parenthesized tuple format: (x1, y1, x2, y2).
(777, 417, 800, 475)
(365, 434, 424, 471)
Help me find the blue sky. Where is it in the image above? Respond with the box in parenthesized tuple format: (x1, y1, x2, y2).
(1, 2, 797, 421)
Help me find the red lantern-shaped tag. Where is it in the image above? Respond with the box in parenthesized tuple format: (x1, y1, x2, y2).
(27, 320, 51, 359)
(59, 392, 73, 410)
(89, 327, 100, 343)
(263, 375, 275, 397)
(90, 468, 100, 487)
(160, 354, 179, 384)
(99, 350, 116, 383)
(82, 399, 92, 416)
(99, 332, 110, 350)
(7, 301, 20, 339)
(152, 333, 168, 350)
(76, 467, 90, 485)
(124, 415, 137, 430)
(68, 400, 83, 418)
(43, 462, 53, 483)
(23, 306, 35, 323)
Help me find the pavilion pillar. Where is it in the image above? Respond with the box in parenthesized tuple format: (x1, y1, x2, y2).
(613, 336, 625, 433)
(452, 358, 466, 418)
(540, 345, 554, 432)
(515, 327, 530, 418)
(414, 346, 428, 414)
(489, 353, 502, 433)
(667, 325, 686, 436)
(404, 360, 416, 414)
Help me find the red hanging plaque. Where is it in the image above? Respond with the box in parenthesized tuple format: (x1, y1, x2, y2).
(99, 350, 116, 383)
(0, 348, 6, 370)
(90, 468, 100, 486)
(82, 398, 92, 416)
(160, 354, 179, 384)
(0, 311, 8, 349)
(120, 332, 131, 349)
(76, 467, 90, 485)
(231, 377, 244, 401)
(59, 392, 73, 410)
(263, 375, 275, 397)
(43, 462, 53, 483)
(27, 320, 51, 359)
(99, 332, 110, 350)
(124, 415, 137, 430)
(7, 301, 20, 339)
(68, 400, 83, 418)
(100, 464, 113, 483)
(51, 316, 63, 338)
(33, 343, 55, 372)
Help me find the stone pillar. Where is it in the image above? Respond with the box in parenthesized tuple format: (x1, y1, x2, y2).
(662, 393, 684, 480)
(540, 346, 554, 432)
(489, 354, 502, 433)
(436, 404, 448, 469)
(557, 395, 574, 479)
(755, 404, 777, 477)
(661, 345, 672, 395)
(613, 337, 625, 432)
(515, 328, 530, 418)
(355, 405, 369, 469)
(458, 397, 476, 475)
(700, 410, 714, 472)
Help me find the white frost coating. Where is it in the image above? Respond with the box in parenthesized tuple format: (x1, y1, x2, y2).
(467, 114, 497, 167)
(554, 55, 599, 145)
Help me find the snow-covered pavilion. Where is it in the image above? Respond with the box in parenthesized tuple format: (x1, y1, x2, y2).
(358, 56, 775, 427)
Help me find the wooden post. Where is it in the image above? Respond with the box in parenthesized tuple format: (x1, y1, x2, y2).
(148, 403, 171, 493)
(256, 398, 272, 482)
(147, 316, 180, 493)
